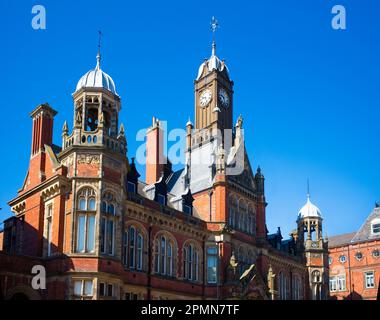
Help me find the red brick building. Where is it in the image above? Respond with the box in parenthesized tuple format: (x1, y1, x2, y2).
(328, 204, 380, 300)
(0, 37, 328, 300)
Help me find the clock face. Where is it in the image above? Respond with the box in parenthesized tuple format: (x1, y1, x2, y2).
(218, 88, 230, 108)
(199, 89, 212, 107)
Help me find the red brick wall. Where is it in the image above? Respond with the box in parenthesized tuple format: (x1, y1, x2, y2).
(329, 239, 380, 300)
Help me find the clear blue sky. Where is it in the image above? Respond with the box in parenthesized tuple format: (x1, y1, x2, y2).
(0, 0, 379, 237)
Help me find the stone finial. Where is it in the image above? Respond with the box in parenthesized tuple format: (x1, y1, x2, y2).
(62, 121, 68, 135)
(118, 123, 126, 141)
(236, 114, 243, 128)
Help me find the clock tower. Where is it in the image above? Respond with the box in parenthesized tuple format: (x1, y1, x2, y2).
(194, 37, 233, 134)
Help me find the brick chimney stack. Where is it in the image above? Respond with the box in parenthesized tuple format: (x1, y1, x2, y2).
(30, 103, 57, 156)
(28, 103, 57, 186)
(146, 117, 165, 185)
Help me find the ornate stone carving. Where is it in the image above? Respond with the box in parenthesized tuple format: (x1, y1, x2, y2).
(77, 154, 100, 165)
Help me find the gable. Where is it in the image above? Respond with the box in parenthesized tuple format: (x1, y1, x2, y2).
(351, 206, 380, 242)
(228, 147, 256, 191)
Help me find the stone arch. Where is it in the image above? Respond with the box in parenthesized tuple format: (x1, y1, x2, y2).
(124, 221, 149, 271)
(182, 239, 203, 282)
(152, 230, 179, 277)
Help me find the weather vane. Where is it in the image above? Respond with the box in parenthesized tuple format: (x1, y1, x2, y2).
(97, 30, 102, 68)
(210, 16, 219, 40)
(98, 30, 102, 54)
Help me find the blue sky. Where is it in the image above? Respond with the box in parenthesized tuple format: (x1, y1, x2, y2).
(0, 0, 379, 237)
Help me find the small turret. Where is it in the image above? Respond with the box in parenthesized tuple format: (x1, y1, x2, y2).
(255, 166, 265, 195)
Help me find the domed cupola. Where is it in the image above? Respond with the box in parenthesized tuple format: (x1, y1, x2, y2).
(298, 194, 322, 220)
(196, 41, 230, 81)
(75, 52, 117, 95)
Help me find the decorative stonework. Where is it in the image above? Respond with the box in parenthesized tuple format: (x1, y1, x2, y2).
(41, 181, 69, 201)
(77, 154, 100, 165)
(11, 201, 26, 215)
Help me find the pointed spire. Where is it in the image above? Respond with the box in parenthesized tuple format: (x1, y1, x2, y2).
(62, 121, 68, 134)
(307, 178, 310, 201)
(212, 40, 216, 56)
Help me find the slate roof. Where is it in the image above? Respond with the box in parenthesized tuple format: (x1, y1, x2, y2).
(328, 205, 380, 248)
(166, 169, 185, 195)
(328, 232, 356, 248)
(351, 206, 380, 242)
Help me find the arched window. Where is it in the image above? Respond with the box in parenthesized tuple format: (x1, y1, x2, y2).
(100, 192, 117, 255)
(86, 107, 99, 132)
(312, 270, 321, 283)
(248, 205, 256, 235)
(154, 234, 175, 277)
(228, 195, 237, 228)
(292, 275, 302, 300)
(101, 192, 116, 215)
(183, 243, 201, 282)
(279, 272, 289, 300)
(124, 225, 145, 270)
(76, 187, 96, 253)
(238, 199, 247, 231)
(77, 188, 96, 211)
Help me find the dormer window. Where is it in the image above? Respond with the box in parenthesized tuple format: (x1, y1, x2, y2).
(127, 181, 136, 193)
(157, 194, 166, 206)
(371, 219, 380, 234)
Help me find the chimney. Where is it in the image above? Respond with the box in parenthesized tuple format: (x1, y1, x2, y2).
(30, 103, 57, 156)
(146, 117, 165, 185)
(27, 103, 57, 187)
